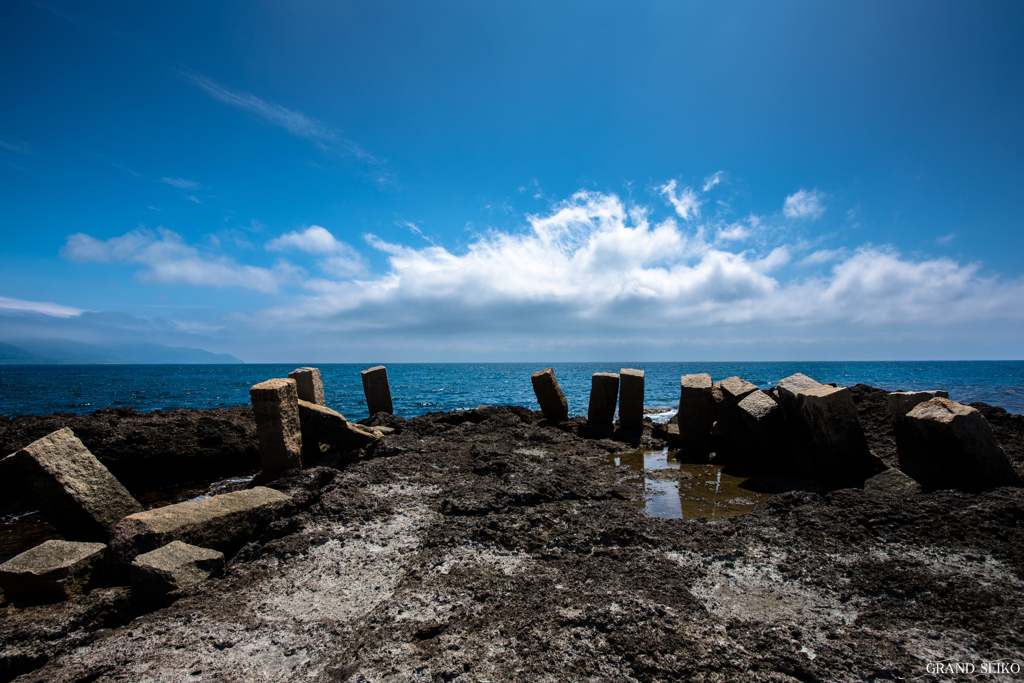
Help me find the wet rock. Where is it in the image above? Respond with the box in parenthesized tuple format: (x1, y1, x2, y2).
(587, 372, 619, 431)
(0, 540, 106, 603)
(677, 373, 713, 456)
(2, 428, 142, 541)
(288, 367, 325, 406)
(361, 366, 394, 416)
(863, 469, 922, 497)
(900, 397, 1023, 491)
(617, 369, 645, 435)
(130, 541, 224, 610)
(530, 368, 569, 422)
(108, 487, 294, 569)
(249, 378, 303, 480)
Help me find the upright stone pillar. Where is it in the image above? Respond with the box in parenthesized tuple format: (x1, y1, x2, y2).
(678, 373, 713, 456)
(288, 367, 325, 406)
(530, 367, 569, 422)
(361, 365, 394, 416)
(587, 372, 620, 430)
(249, 378, 303, 480)
(618, 368, 645, 434)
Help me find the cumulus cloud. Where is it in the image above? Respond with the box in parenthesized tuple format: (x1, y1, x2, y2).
(265, 225, 367, 277)
(784, 189, 826, 219)
(658, 180, 702, 220)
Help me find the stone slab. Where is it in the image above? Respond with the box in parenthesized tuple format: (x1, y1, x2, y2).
(298, 399, 382, 454)
(618, 369, 645, 434)
(530, 368, 569, 422)
(587, 372, 620, 429)
(288, 367, 325, 406)
(888, 390, 950, 421)
(0, 540, 106, 602)
(109, 486, 294, 567)
(863, 469, 922, 497)
(249, 378, 303, 480)
(3, 427, 143, 541)
(677, 373, 713, 455)
(361, 366, 394, 416)
(131, 540, 224, 609)
(719, 377, 759, 404)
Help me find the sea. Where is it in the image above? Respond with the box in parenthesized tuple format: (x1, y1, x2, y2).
(1, 361, 1022, 418)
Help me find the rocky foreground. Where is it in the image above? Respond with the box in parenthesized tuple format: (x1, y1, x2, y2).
(1, 386, 1024, 682)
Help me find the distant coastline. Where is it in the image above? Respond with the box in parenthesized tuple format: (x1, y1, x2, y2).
(0, 339, 242, 365)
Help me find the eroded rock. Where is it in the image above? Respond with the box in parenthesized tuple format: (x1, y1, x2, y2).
(361, 366, 394, 416)
(587, 373, 619, 431)
(0, 540, 106, 603)
(130, 541, 224, 610)
(677, 373, 713, 456)
(249, 378, 303, 480)
(618, 369, 645, 435)
(288, 367, 325, 406)
(530, 368, 570, 423)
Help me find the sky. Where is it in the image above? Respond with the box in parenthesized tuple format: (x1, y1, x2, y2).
(1, 0, 1023, 362)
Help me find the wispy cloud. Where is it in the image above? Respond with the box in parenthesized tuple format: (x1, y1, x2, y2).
(0, 140, 28, 154)
(783, 189, 826, 219)
(936, 233, 955, 245)
(160, 177, 199, 190)
(0, 296, 85, 318)
(658, 179, 701, 220)
(703, 171, 726, 193)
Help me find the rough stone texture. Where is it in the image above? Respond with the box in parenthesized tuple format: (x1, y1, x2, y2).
(0, 540, 106, 603)
(586, 372, 619, 429)
(972, 402, 1024, 483)
(863, 469, 922, 497)
(888, 390, 950, 422)
(617, 369, 645, 434)
(361, 366, 394, 416)
(849, 384, 898, 468)
(130, 541, 224, 610)
(729, 390, 787, 473)
(677, 373, 712, 456)
(2, 428, 143, 541)
(530, 368, 569, 422)
(719, 377, 759, 404)
(714, 377, 761, 457)
(249, 378, 303, 480)
(298, 400, 382, 457)
(901, 397, 1022, 492)
(108, 487, 294, 568)
(288, 367, 325, 406)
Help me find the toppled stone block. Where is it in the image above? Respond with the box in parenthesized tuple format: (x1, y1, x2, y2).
(298, 399, 382, 455)
(618, 369, 645, 434)
(729, 390, 787, 473)
(131, 541, 224, 609)
(361, 366, 394, 415)
(888, 390, 950, 422)
(677, 373, 713, 456)
(714, 377, 761, 457)
(109, 487, 294, 568)
(900, 398, 1022, 492)
(531, 368, 569, 422)
(587, 372, 620, 429)
(863, 469, 922, 497)
(288, 367, 326, 406)
(2, 428, 142, 541)
(249, 378, 303, 480)
(719, 376, 759, 404)
(0, 540, 106, 602)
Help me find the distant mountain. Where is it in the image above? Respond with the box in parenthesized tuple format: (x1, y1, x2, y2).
(0, 338, 243, 364)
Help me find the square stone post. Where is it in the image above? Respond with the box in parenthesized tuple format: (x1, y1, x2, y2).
(361, 365, 394, 415)
(618, 368, 645, 434)
(678, 373, 713, 455)
(249, 378, 303, 480)
(531, 367, 569, 422)
(288, 367, 325, 406)
(587, 372, 620, 429)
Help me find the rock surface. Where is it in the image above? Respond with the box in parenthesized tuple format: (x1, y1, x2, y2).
(676, 373, 712, 457)
(530, 368, 569, 422)
(586, 372, 619, 431)
(249, 378, 303, 480)
(288, 367, 325, 406)
(0, 540, 106, 603)
(863, 468, 922, 497)
(617, 368, 645, 434)
(130, 541, 224, 610)
(361, 366, 394, 416)
(730, 390, 787, 474)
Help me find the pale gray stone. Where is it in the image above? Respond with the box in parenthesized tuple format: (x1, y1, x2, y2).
(0, 540, 106, 602)
(131, 540, 225, 609)
(361, 366, 394, 415)
(3, 428, 142, 541)
(530, 368, 569, 422)
(618, 368, 645, 434)
(677, 373, 713, 455)
(288, 367, 325, 406)
(587, 372, 620, 429)
(249, 378, 303, 480)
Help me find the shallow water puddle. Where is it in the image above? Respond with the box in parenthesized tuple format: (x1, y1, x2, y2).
(606, 449, 773, 520)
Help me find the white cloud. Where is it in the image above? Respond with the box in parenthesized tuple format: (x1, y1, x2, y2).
(265, 225, 367, 277)
(658, 179, 701, 220)
(0, 296, 84, 318)
(160, 177, 199, 190)
(799, 248, 847, 266)
(716, 224, 749, 242)
(937, 233, 955, 245)
(783, 189, 826, 219)
(703, 171, 726, 193)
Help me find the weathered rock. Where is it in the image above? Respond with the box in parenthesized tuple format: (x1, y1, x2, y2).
(249, 378, 303, 480)
(530, 368, 569, 422)
(298, 399, 382, 455)
(130, 541, 224, 609)
(900, 398, 1023, 492)
(0, 540, 106, 602)
(888, 390, 950, 422)
(618, 369, 645, 434)
(2, 428, 142, 541)
(719, 377, 759, 404)
(677, 373, 713, 456)
(108, 487, 294, 568)
(863, 469, 922, 497)
(361, 366, 394, 416)
(587, 373, 620, 430)
(714, 377, 761, 458)
(729, 390, 786, 473)
(288, 367, 325, 406)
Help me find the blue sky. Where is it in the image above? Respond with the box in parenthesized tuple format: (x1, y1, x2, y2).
(2, 0, 1023, 362)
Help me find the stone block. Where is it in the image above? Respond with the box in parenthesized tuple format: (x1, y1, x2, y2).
(677, 373, 713, 456)
(298, 399, 382, 455)
(288, 367, 325, 406)
(618, 368, 645, 434)
(863, 469, 922, 497)
(729, 390, 787, 473)
(131, 541, 224, 609)
(719, 376, 759, 404)
(0, 540, 106, 602)
(3, 428, 142, 541)
(900, 398, 1022, 492)
(587, 372, 620, 429)
(109, 487, 293, 567)
(361, 366, 394, 415)
(714, 377, 760, 457)
(530, 368, 569, 422)
(888, 390, 950, 422)
(249, 378, 303, 480)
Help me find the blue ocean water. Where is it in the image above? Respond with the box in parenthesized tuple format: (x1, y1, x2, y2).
(0, 361, 1022, 418)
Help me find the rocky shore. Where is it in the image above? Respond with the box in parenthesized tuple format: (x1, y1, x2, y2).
(1, 382, 1023, 682)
